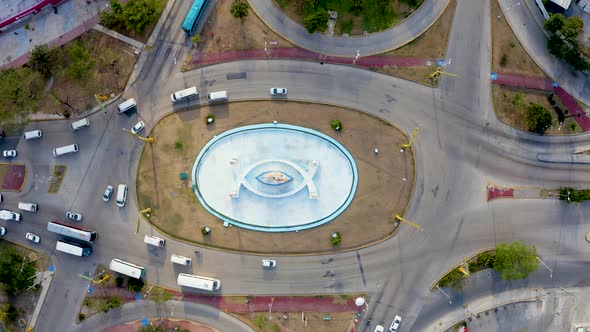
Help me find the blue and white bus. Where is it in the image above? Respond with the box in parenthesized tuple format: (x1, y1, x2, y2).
(181, 0, 210, 35)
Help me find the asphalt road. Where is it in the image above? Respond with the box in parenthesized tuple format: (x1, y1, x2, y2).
(1, 0, 590, 331)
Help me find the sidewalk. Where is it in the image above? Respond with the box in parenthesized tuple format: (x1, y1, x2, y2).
(27, 270, 54, 331)
(426, 288, 539, 331)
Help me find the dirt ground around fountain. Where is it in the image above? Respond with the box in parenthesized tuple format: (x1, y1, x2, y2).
(137, 101, 414, 254)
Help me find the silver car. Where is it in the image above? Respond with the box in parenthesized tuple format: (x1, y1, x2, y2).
(2, 150, 17, 158)
(66, 211, 83, 221)
(103, 185, 113, 202)
(131, 121, 145, 134)
(269, 87, 287, 96)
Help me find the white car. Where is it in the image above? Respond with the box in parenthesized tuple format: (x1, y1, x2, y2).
(262, 259, 277, 268)
(389, 315, 402, 332)
(269, 87, 287, 96)
(131, 121, 145, 134)
(0, 227, 5, 236)
(2, 150, 16, 158)
(25, 232, 40, 243)
(374, 325, 384, 332)
(66, 211, 83, 221)
(103, 185, 113, 202)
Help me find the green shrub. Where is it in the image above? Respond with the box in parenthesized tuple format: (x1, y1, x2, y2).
(569, 122, 577, 131)
(330, 119, 342, 131)
(126, 277, 144, 292)
(201, 226, 211, 235)
(78, 313, 86, 321)
(206, 113, 215, 124)
(115, 276, 124, 287)
(230, 0, 249, 19)
(253, 314, 268, 329)
(330, 232, 342, 246)
(476, 252, 495, 268)
(438, 268, 466, 290)
(304, 9, 329, 33)
(525, 103, 552, 134)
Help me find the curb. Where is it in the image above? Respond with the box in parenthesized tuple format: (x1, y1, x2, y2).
(247, 0, 453, 57)
(133, 99, 416, 256)
(430, 248, 494, 290)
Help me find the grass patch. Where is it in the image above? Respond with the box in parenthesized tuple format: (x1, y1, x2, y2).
(48, 165, 66, 193)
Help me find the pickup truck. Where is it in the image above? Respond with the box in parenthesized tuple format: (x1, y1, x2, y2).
(0, 210, 21, 221)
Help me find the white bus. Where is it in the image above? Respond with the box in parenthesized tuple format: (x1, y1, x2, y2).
(109, 259, 145, 279)
(47, 221, 97, 243)
(177, 273, 221, 291)
(55, 240, 92, 257)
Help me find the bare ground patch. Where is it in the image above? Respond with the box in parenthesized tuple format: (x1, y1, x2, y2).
(238, 311, 356, 332)
(492, 85, 582, 135)
(491, 0, 546, 76)
(35, 30, 137, 118)
(378, 0, 456, 85)
(137, 101, 414, 254)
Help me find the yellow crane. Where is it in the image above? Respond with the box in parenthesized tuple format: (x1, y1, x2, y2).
(428, 67, 459, 79)
(122, 129, 155, 143)
(394, 214, 423, 231)
(401, 126, 420, 149)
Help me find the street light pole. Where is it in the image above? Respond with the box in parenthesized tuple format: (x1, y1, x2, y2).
(536, 256, 553, 278)
(436, 285, 452, 304)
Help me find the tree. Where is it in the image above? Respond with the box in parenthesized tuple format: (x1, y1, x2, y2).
(0, 304, 19, 322)
(562, 16, 584, 40)
(127, 277, 145, 292)
(525, 103, 552, 134)
(115, 276, 124, 287)
(0, 67, 42, 124)
(0, 244, 36, 295)
(30, 44, 57, 78)
(191, 34, 201, 45)
(544, 13, 565, 34)
(493, 241, 539, 280)
(98, 296, 122, 313)
(123, 0, 158, 33)
(100, 0, 125, 30)
(304, 9, 329, 33)
(64, 40, 95, 81)
(230, 0, 249, 20)
(302, 0, 319, 15)
(331, 119, 342, 131)
(149, 287, 172, 304)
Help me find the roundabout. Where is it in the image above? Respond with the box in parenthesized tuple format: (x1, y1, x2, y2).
(136, 101, 414, 253)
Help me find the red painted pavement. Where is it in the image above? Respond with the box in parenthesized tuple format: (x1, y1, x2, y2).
(1, 164, 25, 191)
(93, 286, 359, 314)
(188, 47, 435, 69)
(487, 187, 514, 201)
(555, 86, 590, 131)
(493, 72, 553, 91)
(492, 72, 590, 132)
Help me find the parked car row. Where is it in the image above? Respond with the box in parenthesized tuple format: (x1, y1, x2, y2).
(373, 315, 402, 332)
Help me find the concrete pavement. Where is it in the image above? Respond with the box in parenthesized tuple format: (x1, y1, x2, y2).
(248, 0, 451, 56)
(0, 0, 110, 69)
(76, 300, 254, 332)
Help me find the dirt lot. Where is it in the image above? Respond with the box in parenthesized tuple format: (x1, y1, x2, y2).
(492, 85, 582, 134)
(272, 0, 419, 35)
(191, 0, 295, 55)
(36, 30, 137, 117)
(239, 312, 356, 332)
(490, 0, 545, 76)
(136, 101, 414, 254)
(379, 0, 456, 85)
(0, 163, 26, 191)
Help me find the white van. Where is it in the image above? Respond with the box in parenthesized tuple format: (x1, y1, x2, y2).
(171, 86, 198, 102)
(117, 98, 136, 113)
(207, 91, 228, 103)
(53, 144, 79, 157)
(71, 118, 90, 131)
(171, 254, 192, 266)
(23, 130, 42, 140)
(116, 184, 127, 207)
(144, 235, 165, 247)
(18, 202, 38, 212)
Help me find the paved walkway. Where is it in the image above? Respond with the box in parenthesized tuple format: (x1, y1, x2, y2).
(248, 0, 451, 56)
(499, 0, 590, 106)
(188, 47, 437, 69)
(0, 0, 110, 69)
(492, 72, 590, 131)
